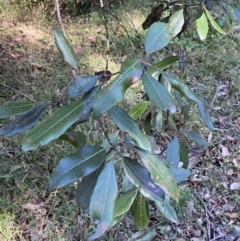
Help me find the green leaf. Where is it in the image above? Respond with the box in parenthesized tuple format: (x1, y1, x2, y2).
(179, 141, 189, 169)
(155, 199, 178, 223)
(132, 194, 149, 230)
(22, 101, 84, 151)
(196, 10, 209, 41)
(67, 75, 99, 99)
(147, 135, 160, 155)
(169, 167, 191, 183)
(198, 102, 214, 131)
(59, 130, 86, 147)
(123, 157, 165, 201)
(122, 175, 134, 193)
(155, 109, 163, 133)
(205, 0, 214, 10)
(54, 26, 78, 69)
(166, 137, 180, 167)
(114, 188, 138, 217)
(144, 22, 171, 54)
(233, 8, 240, 23)
(167, 9, 184, 38)
(142, 72, 176, 114)
(147, 56, 179, 75)
(109, 107, 151, 152)
(157, 69, 202, 103)
(184, 131, 209, 146)
(129, 229, 157, 241)
(0, 104, 47, 137)
(0, 101, 34, 119)
(101, 131, 119, 149)
(128, 101, 148, 120)
(88, 162, 118, 241)
(93, 59, 143, 118)
(174, 90, 185, 112)
(49, 146, 106, 190)
(203, 6, 226, 34)
(138, 151, 179, 201)
(73, 85, 101, 126)
(143, 112, 151, 135)
(76, 164, 103, 212)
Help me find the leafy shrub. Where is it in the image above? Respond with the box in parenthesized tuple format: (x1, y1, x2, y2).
(1, 1, 240, 240)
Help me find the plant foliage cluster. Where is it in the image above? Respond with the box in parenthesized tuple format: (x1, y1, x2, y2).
(1, 0, 240, 240)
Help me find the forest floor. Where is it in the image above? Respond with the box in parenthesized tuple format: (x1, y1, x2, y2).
(0, 1, 240, 240)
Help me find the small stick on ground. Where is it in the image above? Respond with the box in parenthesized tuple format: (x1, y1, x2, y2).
(209, 85, 227, 112)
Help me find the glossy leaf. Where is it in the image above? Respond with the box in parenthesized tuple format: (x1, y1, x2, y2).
(233, 8, 240, 23)
(174, 90, 185, 112)
(0, 101, 34, 119)
(205, 0, 214, 10)
(76, 164, 103, 212)
(157, 69, 202, 103)
(123, 157, 165, 202)
(155, 199, 178, 223)
(59, 130, 86, 147)
(22, 101, 84, 152)
(132, 195, 149, 230)
(196, 10, 209, 41)
(128, 101, 148, 120)
(137, 151, 179, 201)
(144, 22, 171, 54)
(169, 167, 191, 183)
(142, 72, 176, 114)
(184, 131, 209, 146)
(108, 216, 120, 230)
(147, 56, 179, 75)
(93, 59, 142, 118)
(54, 26, 78, 69)
(67, 75, 99, 99)
(88, 162, 118, 241)
(109, 107, 151, 152)
(143, 112, 151, 135)
(73, 85, 101, 126)
(147, 135, 160, 155)
(122, 175, 134, 193)
(114, 188, 138, 217)
(0, 103, 47, 137)
(198, 102, 214, 130)
(101, 131, 119, 148)
(179, 141, 189, 169)
(49, 145, 106, 190)
(166, 137, 180, 167)
(167, 9, 184, 38)
(155, 109, 163, 132)
(203, 6, 226, 34)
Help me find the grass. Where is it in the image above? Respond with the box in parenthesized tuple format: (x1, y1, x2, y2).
(0, 0, 240, 240)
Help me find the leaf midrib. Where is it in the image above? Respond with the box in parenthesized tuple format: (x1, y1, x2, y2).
(25, 102, 83, 147)
(139, 152, 178, 200)
(56, 147, 106, 184)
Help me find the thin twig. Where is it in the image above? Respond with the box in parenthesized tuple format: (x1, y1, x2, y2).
(117, 0, 138, 33)
(105, 9, 137, 55)
(209, 234, 226, 241)
(100, 1, 110, 71)
(97, 116, 114, 148)
(55, 0, 66, 37)
(204, 202, 211, 241)
(209, 85, 227, 112)
(0, 82, 37, 102)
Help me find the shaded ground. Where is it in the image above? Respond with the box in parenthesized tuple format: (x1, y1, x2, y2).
(0, 1, 240, 240)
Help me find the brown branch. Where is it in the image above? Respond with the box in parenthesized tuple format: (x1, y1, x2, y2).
(55, 0, 66, 37)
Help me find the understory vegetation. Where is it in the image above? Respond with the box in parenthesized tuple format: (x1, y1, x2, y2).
(0, 0, 240, 240)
